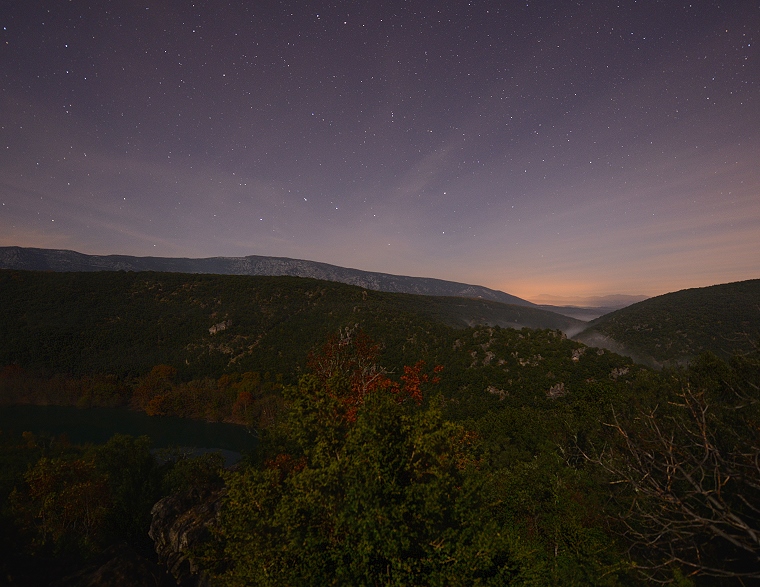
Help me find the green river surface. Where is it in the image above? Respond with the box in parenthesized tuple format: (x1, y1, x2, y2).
(0, 404, 256, 465)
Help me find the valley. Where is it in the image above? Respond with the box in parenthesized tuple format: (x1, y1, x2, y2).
(0, 266, 758, 584)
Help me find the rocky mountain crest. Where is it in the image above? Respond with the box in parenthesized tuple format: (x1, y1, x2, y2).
(0, 246, 534, 307)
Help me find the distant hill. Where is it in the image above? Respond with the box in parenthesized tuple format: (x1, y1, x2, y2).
(534, 294, 650, 321)
(532, 293, 648, 308)
(0, 246, 533, 307)
(0, 269, 583, 379)
(574, 279, 760, 367)
(536, 305, 625, 322)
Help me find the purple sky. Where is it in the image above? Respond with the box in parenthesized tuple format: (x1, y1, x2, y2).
(2, 1, 758, 303)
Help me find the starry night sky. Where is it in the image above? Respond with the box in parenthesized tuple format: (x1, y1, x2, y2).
(2, 1, 759, 303)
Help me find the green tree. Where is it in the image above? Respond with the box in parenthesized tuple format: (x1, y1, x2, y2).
(205, 331, 512, 585)
(10, 456, 110, 557)
(212, 380, 512, 586)
(93, 434, 162, 553)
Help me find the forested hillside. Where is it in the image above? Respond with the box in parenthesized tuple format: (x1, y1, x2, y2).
(575, 279, 760, 366)
(1, 269, 759, 585)
(0, 269, 580, 380)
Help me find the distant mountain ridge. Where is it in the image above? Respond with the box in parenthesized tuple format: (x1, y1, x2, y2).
(0, 246, 534, 307)
(533, 294, 649, 308)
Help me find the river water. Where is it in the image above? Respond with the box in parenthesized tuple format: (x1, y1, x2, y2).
(0, 404, 256, 465)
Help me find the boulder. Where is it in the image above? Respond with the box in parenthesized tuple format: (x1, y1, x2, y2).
(149, 487, 224, 586)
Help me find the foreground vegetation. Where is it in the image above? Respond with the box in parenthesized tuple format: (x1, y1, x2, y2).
(2, 333, 758, 584)
(0, 428, 224, 583)
(1, 270, 758, 584)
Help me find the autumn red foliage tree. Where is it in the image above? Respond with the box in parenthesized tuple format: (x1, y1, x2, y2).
(306, 327, 393, 421)
(396, 360, 444, 405)
(305, 327, 442, 421)
(130, 364, 177, 414)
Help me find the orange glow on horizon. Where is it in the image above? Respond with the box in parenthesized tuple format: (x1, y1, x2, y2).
(493, 278, 653, 305)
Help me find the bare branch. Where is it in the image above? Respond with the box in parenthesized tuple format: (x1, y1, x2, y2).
(585, 376, 760, 581)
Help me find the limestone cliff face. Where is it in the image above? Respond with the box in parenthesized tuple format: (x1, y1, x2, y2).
(0, 246, 535, 307)
(149, 487, 224, 587)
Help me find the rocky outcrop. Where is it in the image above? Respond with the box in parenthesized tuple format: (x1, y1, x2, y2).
(208, 320, 231, 335)
(149, 487, 225, 586)
(546, 382, 567, 399)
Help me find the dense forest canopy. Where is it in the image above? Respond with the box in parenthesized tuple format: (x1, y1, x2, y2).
(0, 269, 580, 381)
